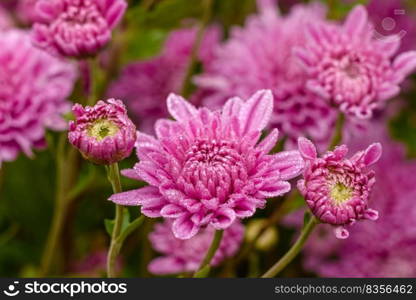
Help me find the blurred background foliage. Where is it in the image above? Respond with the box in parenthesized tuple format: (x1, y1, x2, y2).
(0, 0, 415, 277)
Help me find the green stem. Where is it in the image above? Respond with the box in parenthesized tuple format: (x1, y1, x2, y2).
(106, 163, 125, 278)
(86, 58, 99, 106)
(180, 0, 213, 97)
(329, 113, 345, 150)
(193, 230, 224, 278)
(40, 136, 79, 276)
(261, 217, 318, 278)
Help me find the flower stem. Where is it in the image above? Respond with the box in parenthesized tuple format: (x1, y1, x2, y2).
(106, 163, 125, 277)
(261, 216, 318, 278)
(86, 57, 99, 106)
(329, 113, 345, 149)
(193, 230, 224, 277)
(40, 136, 79, 276)
(180, 0, 213, 97)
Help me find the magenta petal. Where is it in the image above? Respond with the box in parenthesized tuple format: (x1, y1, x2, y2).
(343, 5, 368, 37)
(148, 257, 184, 275)
(160, 204, 186, 218)
(211, 208, 236, 229)
(222, 97, 244, 121)
(362, 143, 382, 167)
(334, 226, 349, 239)
(257, 128, 279, 154)
(298, 137, 317, 160)
(108, 189, 145, 206)
(258, 180, 291, 198)
(105, 0, 127, 29)
(272, 151, 304, 180)
(231, 197, 256, 218)
(239, 89, 273, 135)
(393, 51, 416, 78)
(167, 93, 197, 122)
(364, 209, 379, 221)
(172, 215, 199, 239)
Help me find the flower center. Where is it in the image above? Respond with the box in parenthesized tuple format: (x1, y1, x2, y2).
(87, 119, 119, 141)
(181, 139, 246, 200)
(330, 182, 353, 205)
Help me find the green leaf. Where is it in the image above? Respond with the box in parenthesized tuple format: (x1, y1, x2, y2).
(104, 209, 131, 236)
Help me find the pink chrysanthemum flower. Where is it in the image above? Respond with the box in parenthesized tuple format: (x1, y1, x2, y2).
(0, 30, 76, 166)
(297, 137, 382, 239)
(68, 99, 137, 165)
(195, 0, 337, 150)
(148, 220, 244, 275)
(295, 5, 416, 119)
(107, 26, 220, 134)
(32, 0, 127, 57)
(299, 123, 416, 277)
(110, 90, 304, 239)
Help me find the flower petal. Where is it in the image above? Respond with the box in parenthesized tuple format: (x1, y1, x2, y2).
(211, 207, 236, 229)
(167, 93, 197, 122)
(240, 90, 273, 135)
(334, 226, 349, 239)
(272, 150, 304, 180)
(344, 5, 368, 37)
(298, 137, 317, 160)
(160, 204, 187, 218)
(362, 143, 382, 167)
(172, 215, 199, 239)
(148, 257, 184, 275)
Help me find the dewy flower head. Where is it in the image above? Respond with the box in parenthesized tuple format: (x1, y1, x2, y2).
(195, 0, 337, 150)
(297, 137, 382, 239)
(148, 220, 244, 275)
(32, 0, 127, 57)
(295, 5, 416, 119)
(0, 30, 77, 166)
(68, 99, 136, 165)
(110, 90, 304, 239)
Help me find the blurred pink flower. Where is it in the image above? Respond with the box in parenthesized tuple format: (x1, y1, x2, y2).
(68, 99, 137, 165)
(148, 220, 244, 275)
(110, 90, 304, 239)
(17, 0, 40, 24)
(195, 0, 337, 150)
(32, 0, 127, 57)
(367, 0, 416, 53)
(0, 30, 76, 166)
(301, 123, 416, 277)
(71, 250, 122, 277)
(0, 5, 13, 30)
(297, 137, 381, 239)
(295, 5, 416, 119)
(107, 26, 221, 134)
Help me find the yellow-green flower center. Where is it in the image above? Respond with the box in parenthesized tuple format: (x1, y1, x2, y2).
(87, 119, 119, 141)
(330, 182, 353, 205)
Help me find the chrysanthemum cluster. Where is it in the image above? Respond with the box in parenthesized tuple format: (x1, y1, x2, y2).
(148, 220, 244, 275)
(32, 0, 127, 57)
(107, 26, 220, 134)
(0, 30, 76, 166)
(196, 0, 337, 150)
(110, 90, 304, 239)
